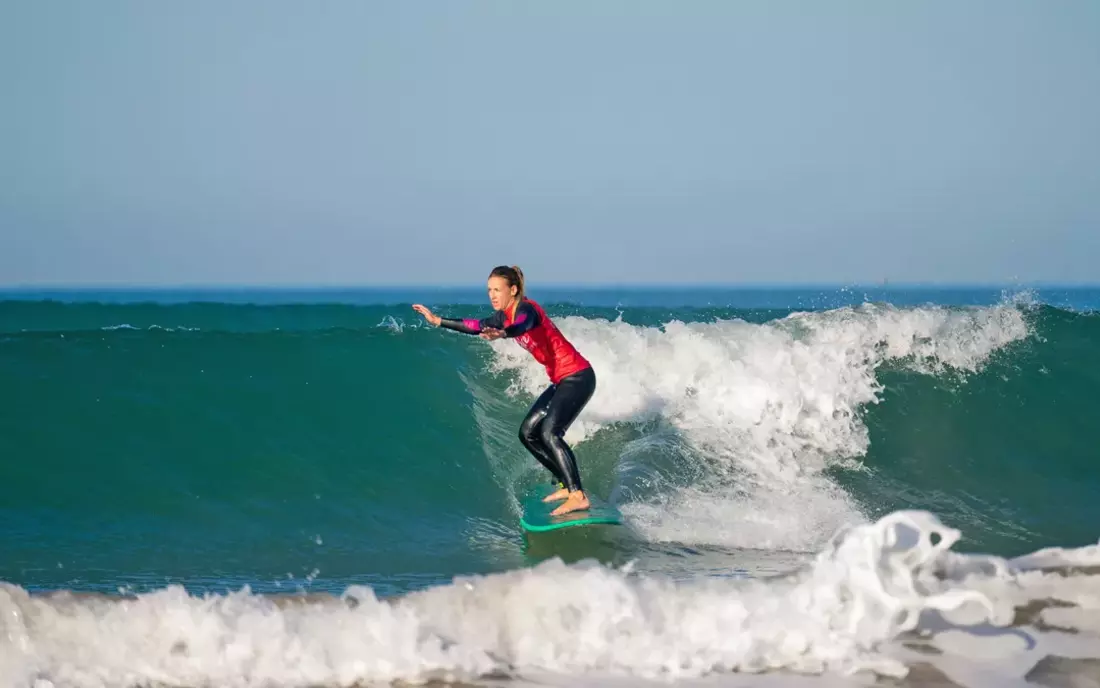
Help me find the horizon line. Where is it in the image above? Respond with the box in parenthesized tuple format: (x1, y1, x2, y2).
(1, 280, 1099, 291)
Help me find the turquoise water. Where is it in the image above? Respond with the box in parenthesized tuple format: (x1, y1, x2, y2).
(3, 285, 1100, 687)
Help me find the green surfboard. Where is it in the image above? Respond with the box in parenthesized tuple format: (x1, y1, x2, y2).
(519, 483, 623, 533)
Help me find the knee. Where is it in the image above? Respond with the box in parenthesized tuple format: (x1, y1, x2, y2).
(538, 421, 562, 447)
(519, 416, 542, 444)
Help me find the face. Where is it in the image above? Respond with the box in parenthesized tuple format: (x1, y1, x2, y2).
(487, 275, 517, 311)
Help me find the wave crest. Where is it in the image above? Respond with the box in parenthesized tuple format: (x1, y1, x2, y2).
(485, 301, 1031, 551)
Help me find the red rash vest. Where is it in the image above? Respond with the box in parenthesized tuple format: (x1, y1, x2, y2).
(438, 298, 591, 384)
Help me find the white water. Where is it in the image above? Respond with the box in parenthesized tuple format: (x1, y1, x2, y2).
(487, 301, 1031, 552)
(3, 509, 1100, 688)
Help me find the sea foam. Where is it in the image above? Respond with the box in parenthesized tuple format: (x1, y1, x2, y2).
(3, 509, 1100, 688)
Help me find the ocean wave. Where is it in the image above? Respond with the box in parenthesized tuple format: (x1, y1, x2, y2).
(486, 300, 1031, 552)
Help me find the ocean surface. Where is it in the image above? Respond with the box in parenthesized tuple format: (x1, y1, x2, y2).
(2, 284, 1100, 688)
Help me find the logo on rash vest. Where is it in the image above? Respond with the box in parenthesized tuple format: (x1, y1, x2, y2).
(516, 332, 535, 352)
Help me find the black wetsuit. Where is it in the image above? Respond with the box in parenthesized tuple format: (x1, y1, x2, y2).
(438, 299, 595, 492)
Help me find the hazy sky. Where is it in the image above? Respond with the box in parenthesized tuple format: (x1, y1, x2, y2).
(2, 1, 1098, 286)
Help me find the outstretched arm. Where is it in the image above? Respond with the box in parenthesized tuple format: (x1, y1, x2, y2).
(412, 304, 503, 335)
(439, 311, 504, 335)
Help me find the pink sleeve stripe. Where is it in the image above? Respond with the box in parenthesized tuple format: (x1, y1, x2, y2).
(463, 319, 481, 331)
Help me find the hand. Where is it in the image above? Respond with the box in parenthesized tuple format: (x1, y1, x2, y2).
(479, 327, 505, 341)
(411, 304, 441, 327)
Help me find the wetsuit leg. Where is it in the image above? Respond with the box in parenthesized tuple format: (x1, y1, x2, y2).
(519, 384, 567, 485)
(535, 367, 596, 492)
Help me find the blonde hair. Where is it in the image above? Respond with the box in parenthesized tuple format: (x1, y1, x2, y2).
(511, 265, 525, 301)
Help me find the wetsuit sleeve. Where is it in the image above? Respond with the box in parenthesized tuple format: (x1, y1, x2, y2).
(500, 301, 541, 338)
(438, 310, 504, 335)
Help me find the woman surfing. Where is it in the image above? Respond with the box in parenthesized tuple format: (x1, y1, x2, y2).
(412, 266, 596, 516)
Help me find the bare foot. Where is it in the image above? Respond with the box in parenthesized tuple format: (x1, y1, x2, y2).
(542, 487, 569, 503)
(550, 491, 590, 516)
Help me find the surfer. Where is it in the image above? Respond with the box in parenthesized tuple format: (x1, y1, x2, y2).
(412, 266, 595, 516)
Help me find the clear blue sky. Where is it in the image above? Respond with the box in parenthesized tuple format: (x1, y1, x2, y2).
(2, 1, 1098, 287)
